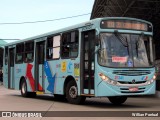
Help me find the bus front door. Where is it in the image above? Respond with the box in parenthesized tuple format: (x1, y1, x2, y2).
(81, 30, 95, 95)
(35, 41, 45, 91)
(8, 48, 15, 89)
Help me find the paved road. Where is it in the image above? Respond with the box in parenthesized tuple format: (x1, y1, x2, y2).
(0, 85, 160, 120)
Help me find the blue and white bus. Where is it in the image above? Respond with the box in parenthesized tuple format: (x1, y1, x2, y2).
(3, 17, 156, 105)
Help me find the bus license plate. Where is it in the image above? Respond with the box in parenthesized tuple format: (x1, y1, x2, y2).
(129, 87, 138, 92)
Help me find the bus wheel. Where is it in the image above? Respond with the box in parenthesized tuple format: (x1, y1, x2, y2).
(20, 80, 29, 97)
(108, 96, 127, 105)
(66, 81, 86, 104)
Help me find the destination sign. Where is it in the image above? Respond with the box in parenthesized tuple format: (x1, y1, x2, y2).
(100, 20, 152, 32)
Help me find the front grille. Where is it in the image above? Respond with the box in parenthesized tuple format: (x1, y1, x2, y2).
(113, 70, 151, 76)
(118, 81, 146, 84)
(120, 88, 145, 90)
(121, 91, 144, 93)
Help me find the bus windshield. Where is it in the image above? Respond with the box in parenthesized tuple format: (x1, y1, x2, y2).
(98, 33, 153, 68)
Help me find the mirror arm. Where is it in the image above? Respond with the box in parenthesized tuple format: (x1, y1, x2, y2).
(92, 45, 100, 55)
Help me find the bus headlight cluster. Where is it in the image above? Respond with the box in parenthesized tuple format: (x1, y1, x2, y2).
(147, 74, 157, 85)
(99, 73, 118, 85)
(152, 74, 157, 80)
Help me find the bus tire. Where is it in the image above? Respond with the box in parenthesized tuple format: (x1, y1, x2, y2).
(66, 80, 86, 104)
(20, 79, 29, 97)
(108, 96, 127, 105)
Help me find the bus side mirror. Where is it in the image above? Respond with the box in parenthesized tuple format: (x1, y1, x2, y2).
(98, 49, 101, 55)
(95, 35, 100, 46)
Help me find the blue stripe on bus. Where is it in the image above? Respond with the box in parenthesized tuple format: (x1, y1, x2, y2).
(44, 61, 56, 93)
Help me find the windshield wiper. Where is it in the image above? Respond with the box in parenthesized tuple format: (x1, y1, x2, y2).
(136, 41, 139, 57)
(135, 33, 144, 57)
(114, 30, 129, 56)
(114, 30, 128, 47)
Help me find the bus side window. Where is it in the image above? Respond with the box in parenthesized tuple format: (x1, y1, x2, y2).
(15, 43, 24, 64)
(47, 37, 53, 59)
(52, 35, 60, 59)
(24, 41, 34, 63)
(61, 33, 70, 58)
(46, 35, 60, 59)
(70, 31, 79, 57)
(61, 31, 79, 58)
(5, 47, 8, 65)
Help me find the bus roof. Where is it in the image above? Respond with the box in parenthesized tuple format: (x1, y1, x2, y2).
(5, 17, 152, 46)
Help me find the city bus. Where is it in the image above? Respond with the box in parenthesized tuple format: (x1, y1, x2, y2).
(3, 17, 156, 105)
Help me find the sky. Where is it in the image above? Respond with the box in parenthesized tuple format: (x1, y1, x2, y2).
(0, 0, 94, 43)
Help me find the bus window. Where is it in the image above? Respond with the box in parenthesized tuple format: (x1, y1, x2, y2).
(5, 47, 8, 65)
(61, 31, 79, 58)
(24, 41, 34, 62)
(46, 35, 60, 59)
(15, 43, 24, 64)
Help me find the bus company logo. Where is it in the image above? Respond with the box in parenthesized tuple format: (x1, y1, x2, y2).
(114, 76, 124, 80)
(141, 76, 148, 80)
(132, 79, 136, 84)
(2, 112, 11, 117)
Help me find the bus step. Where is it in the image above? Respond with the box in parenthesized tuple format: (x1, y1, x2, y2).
(36, 91, 44, 95)
(81, 94, 95, 97)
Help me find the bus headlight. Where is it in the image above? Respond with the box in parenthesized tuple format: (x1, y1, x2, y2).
(152, 74, 157, 80)
(99, 73, 117, 85)
(150, 74, 157, 81)
(147, 74, 156, 85)
(150, 79, 154, 83)
(99, 73, 109, 81)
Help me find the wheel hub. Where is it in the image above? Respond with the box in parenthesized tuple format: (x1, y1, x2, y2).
(69, 86, 77, 99)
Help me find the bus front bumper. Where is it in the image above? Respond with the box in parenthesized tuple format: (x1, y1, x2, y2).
(96, 81, 156, 97)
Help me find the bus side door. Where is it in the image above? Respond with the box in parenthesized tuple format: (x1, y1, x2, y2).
(8, 47, 15, 89)
(35, 41, 45, 91)
(81, 30, 95, 95)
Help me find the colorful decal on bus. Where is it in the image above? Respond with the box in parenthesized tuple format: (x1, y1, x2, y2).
(74, 63, 80, 76)
(142, 76, 148, 80)
(67, 61, 73, 73)
(44, 61, 56, 93)
(56, 64, 61, 68)
(61, 61, 67, 72)
(26, 63, 43, 91)
(114, 76, 124, 80)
